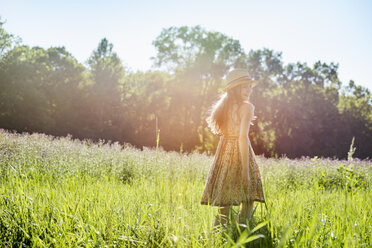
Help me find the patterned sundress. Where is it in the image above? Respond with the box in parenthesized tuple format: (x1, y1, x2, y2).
(200, 104, 265, 206)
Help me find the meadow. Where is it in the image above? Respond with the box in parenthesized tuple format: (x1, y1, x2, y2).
(0, 128, 371, 247)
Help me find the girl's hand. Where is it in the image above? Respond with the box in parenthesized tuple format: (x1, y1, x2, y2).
(250, 115, 257, 126)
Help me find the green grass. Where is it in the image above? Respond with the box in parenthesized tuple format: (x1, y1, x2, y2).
(0, 129, 371, 247)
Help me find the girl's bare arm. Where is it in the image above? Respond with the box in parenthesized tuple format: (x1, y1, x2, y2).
(239, 102, 254, 184)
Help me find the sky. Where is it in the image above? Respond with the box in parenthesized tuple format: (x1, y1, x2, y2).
(1, 0, 372, 90)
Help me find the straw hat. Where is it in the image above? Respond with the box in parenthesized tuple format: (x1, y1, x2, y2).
(224, 69, 258, 91)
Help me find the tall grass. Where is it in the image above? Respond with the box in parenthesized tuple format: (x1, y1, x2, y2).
(0, 129, 371, 247)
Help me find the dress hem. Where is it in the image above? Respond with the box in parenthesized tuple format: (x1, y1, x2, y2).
(200, 198, 265, 207)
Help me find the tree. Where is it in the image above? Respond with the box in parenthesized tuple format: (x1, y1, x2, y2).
(120, 71, 171, 147)
(338, 81, 372, 158)
(0, 17, 19, 57)
(152, 26, 246, 150)
(259, 60, 345, 158)
(1, 22, 371, 159)
(244, 49, 284, 155)
(85, 38, 125, 141)
(0, 45, 85, 135)
(41, 47, 86, 136)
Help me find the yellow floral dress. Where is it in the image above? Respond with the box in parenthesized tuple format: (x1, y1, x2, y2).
(200, 105, 265, 206)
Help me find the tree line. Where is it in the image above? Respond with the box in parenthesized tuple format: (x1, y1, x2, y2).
(1, 21, 371, 159)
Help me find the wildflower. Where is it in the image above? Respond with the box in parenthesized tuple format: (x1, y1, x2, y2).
(171, 235, 178, 242)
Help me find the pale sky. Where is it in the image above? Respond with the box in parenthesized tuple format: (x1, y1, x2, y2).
(1, 0, 372, 90)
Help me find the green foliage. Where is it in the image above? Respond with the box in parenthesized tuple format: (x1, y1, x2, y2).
(151, 26, 246, 152)
(225, 222, 266, 247)
(0, 17, 19, 57)
(84, 38, 126, 140)
(338, 82, 372, 158)
(318, 164, 368, 191)
(0, 130, 371, 247)
(152, 25, 245, 74)
(0, 45, 85, 135)
(0, 23, 372, 158)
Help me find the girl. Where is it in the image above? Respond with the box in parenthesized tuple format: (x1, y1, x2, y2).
(200, 68, 265, 226)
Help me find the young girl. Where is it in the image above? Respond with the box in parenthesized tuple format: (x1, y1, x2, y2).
(200, 68, 265, 226)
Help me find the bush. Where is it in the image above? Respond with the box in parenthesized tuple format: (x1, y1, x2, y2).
(317, 164, 368, 191)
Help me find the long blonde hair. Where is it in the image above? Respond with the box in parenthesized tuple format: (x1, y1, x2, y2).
(206, 85, 243, 135)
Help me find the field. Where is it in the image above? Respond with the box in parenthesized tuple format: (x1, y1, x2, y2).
(0, 129, 371, 247)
